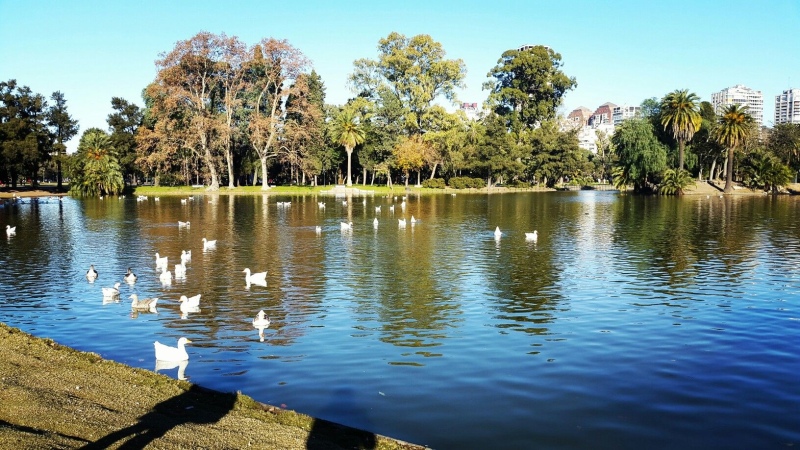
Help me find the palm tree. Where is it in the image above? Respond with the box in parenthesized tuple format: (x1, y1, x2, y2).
(329, 108, 365, 186)
(71, 128, 124, 196)
(660, 89, 702, 171)
(713, 104, 754, 193)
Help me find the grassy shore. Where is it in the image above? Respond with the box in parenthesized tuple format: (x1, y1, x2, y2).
(0, 323, 426, 450)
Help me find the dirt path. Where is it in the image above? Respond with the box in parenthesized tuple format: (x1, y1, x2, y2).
(0, 323, 426, 450)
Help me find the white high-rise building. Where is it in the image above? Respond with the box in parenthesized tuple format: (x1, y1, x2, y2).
(774, 89, 800, 125)
(711, 84, 764, 126)
(612, 105, 640, 125)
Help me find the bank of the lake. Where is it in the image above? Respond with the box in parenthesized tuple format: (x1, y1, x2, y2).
(0, 323, 426, 450)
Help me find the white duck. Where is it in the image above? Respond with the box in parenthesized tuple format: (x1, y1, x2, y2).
(340, 221, 353, 231)
(494, 226, 502, 238)
(243, 268, 267, 285)
(373, 217, 379, 228)
(155, 253, 168, 270)
(525, 230, 538, 242)
(86, 265, 99, 282)
(124, 268, 137, 283)
(178, 220, 190, 228)
(410, 215, 417, 224)
(315, 226, 322, 234)
(102, 282, 121, 297)
(202, 238, 217, 251)
(375, 206, 381, 213)
(181, 250, 192, 264)
(154, 337, 192, 361)
(253, 310, 271, 342)
(130, 294, 158, 311)
(398, 218, 407, 228)
(6, 225, 16, 236)
(318, 202, 325, 209)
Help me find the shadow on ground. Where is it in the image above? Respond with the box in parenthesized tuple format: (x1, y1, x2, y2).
(79, 385, 236, 449)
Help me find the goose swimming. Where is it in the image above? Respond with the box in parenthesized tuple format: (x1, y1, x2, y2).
(6, 225, 16, 236)
(159, 266, 172, 285)
(494, 226, 502, 238)
(155, 253, 168, 270)
(315, 226, 322, 234)
(179, 294, 201, 308)
(174, 262, 186, 278)
(178, 220, 190, 227)
(373, 217, 379, 228)
(398, 218, 407, 228)
(243, 268, 267, 285)
(130, 294, 158, 311)
(181, 250, 191, 264)
(102, 282, 121, 297)
(525, 230, 538, 242)
(340, 221, 353, 231)
(253, 310, 271, 342)
(86, 265, 98, 281)
(202, 238, 217, 251)
(154, 337, 191, 361)
(124, 268, 137, 283)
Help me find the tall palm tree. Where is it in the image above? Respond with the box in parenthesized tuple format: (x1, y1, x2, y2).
(72, 129, 124, 196)
(660, 89, 702, 171)
(713, 104, 754, 193)
(329, 108, 365, 186)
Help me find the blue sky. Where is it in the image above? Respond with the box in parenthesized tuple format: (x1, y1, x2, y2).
(2, 0, 798, 152)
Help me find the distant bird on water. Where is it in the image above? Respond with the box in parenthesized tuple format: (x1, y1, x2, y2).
(494, 227, 502, 238)
(6, 225, 16, 236)
(130, 294, 158, 312)
(525, 230, 538, 242)
(86, 265, 98, 282)
(124, 268, 137, 283)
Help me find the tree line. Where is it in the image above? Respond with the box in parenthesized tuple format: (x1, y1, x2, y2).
(2, 31, 799, 196)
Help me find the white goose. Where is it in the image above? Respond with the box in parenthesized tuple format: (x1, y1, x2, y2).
(174, 262, 186, 278)
(243, 268, 267, 285)
(178, 220, 190, 228)
(318, 202, 326, 209)
(179, 294, 201, 308)
(340, 221, 353, 231)
(86, 264, 99, 282)
(124, 268, 137, 283)
(159, 266, 172, 285)
(398, 218, 407, 228)
(181, 250, 192, 264)
(315, 226, 322, 234)
(494, 226, 502, 238)
(155, 253, 168, 270)
(525, 230, 538, 242)
(375, 206, 381, 213)
(130, 294, 158, 311)
(373, 217, 379, 228)
(6, 225, 16, 236)
(410, 215, 417, 224)
(102, 282, 121, 297)
(202, 238, 217, 251)
(154, 337, 191, 361)
(253, 310, 271, 342)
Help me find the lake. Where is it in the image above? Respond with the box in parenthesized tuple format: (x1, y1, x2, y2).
(1, 191, 798, 449)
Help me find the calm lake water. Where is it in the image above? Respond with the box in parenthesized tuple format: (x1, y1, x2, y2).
(1, 191, 798, 449)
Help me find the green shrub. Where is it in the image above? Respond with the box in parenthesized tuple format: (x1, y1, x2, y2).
(422, 178, 446, 189)
(511, 180, 531, 188)
(448, 177, 486, 189)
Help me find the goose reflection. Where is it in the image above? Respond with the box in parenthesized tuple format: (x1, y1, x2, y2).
(155, 359, 189, 380)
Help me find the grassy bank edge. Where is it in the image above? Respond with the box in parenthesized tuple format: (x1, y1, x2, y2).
(0, 322, 427, 450)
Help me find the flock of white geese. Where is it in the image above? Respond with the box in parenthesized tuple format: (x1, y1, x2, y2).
(8, 194, 539, 365)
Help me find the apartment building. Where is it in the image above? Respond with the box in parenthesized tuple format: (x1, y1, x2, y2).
(711, 84, 764, 125)
(612, 105, 640, 125)
(774, 89, 800, 125)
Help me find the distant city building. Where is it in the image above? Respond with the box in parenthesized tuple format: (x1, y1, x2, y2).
(774, 88, 800, 125)
(518, 44, 551, 52)
(612, 105, 640, 125)
(711, 84, 764, 125)
(459, 102, 481, 121)
(567, 107, 592, 128)
(590, 102, 617, 127)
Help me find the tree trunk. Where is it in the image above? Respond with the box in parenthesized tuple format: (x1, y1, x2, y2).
(405, 171, 409, 187)
(260, 157, 269, 190)
(225, 144, 234, 188)
(723, 147, 734, 193)
(430, 162, 439, 179)
(346, 146, 353, 186)
(201, 133, 220, 190)
(56, 159, 63, 191)
(416, 171, 421, 187)
(678, 140, 685, 172)
(252, 163, 258, 186)
(709, 159, 717, 182)
(363, 167, 367, 186)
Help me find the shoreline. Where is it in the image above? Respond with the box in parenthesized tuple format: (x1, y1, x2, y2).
(0, 322, 427, 450)
(3, 180, 797, 199)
